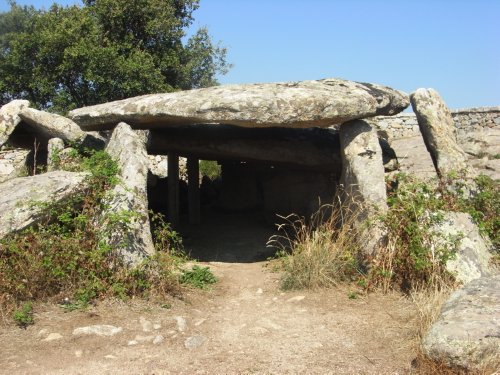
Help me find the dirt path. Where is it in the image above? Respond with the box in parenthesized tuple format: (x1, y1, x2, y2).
(0, 260, 419, 374)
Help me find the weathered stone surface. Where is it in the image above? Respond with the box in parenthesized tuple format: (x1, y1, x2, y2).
(47, 138, 65, 172)
(18, 108, 106, 149)
(423, 274, 500, 372)
(410, 89, 469, 177)
(69, 78, 409, 131)
(72, 325, 123, 337)
(0, 148, 30, 183)
(102, 122, 155, 267)
(432, 212, 494, 285)
(339, 120, 388, 257)
(0, 171, 89, 239)
(0, 100, 30, 147)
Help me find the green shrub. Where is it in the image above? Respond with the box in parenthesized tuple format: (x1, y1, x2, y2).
(0, 149, 184, 320)
(199, 160, 221, 180)
(13, 302, 34, 328)
(180, 265, 217, 289)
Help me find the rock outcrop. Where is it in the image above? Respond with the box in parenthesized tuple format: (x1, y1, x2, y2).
(69, 78, 409, 131)
(0, 100, 30, 147)
(423, 274, 500, 372)
(18, 108, 105, 149)
(339, 120, 388, 257)
(410, 89, 469, 177)
(432, 212, 495, 285)
(101, 122, 155, 267)
(0, 148, 30, 183)
(0, 171, 90, 240)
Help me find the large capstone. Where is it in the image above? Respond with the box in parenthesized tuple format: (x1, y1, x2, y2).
(101, 122, 155, 267)
(423, 274, 500, 372)
(0, 100, 30, 147)
(410, 89, 469, 177)
(0, 171, 90, 239)
(69, 78, 409, 131)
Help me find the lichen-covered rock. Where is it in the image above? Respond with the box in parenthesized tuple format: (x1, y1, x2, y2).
(101, 122, 155, 267)
(0, 148, 30, 183)
(69, 78, 409, 131)
(339, 120, 388, 257)
(0, 100, 30, 147)
(432, 212, 494, 285)
(410, 89, 470, 177)
(0, 171, 90, 239)
(47, 138, 65, 172)
(423, 274, 500, 372)
(19, 108, 105, 149)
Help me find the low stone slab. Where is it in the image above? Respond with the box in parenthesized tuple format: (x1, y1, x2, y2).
(101, 122, 155, 267)
(0, 148, 30, 183)
(0, 171, 90, 239)
(18, 108, 106, 149)
(69, 78, 409, 131)
(423, 274, 500, 372)
(433, 212, 494, 285)
(0, 100, 30, 147)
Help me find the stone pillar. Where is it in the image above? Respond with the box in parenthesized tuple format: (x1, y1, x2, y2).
(410, 88, 470, 178)
(339, 120, 388, 259)
(187, 157, 201, 224)
(168, 152, 180, 228)
(47, 137, 65, 172)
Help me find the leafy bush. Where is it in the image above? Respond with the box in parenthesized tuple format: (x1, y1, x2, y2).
(13, 302, 34, 328)
(199, 160, 221, 180)
(180, 265, 217, 289)
(0, 149, 183, 322)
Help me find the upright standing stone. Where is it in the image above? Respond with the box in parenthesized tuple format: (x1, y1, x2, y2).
(102, 122, 155, 267)
(167, 152, 180, 228)
(0, 100, 30, 147)
(410, 89, 469, 177)
(187, 157, 201, 225)
(339, 120, 388, 258)
(47, 138, 65, 172)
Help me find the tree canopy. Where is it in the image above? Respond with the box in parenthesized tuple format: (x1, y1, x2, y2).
(0, 0, 230, 112)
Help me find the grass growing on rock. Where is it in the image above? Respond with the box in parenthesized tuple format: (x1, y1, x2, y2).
(0, 149, 185, 324)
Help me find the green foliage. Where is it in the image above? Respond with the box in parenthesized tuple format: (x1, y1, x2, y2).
(199, 160, 221, 180)
(0, 0, 230, 112)
(13, 302, 34, 328)
(180, 265, 217, 289)
(460, 174, 499, 249)
(0, 149, 184, 318)
(373, 174, 460, 291)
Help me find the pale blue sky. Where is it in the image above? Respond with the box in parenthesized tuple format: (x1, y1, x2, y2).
(2, 0, 499, 109)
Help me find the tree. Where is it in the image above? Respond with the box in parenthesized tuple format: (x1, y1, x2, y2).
(0, 0, 230, 113)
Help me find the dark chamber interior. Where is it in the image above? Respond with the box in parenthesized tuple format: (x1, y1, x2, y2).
(147, 159, 340, 263)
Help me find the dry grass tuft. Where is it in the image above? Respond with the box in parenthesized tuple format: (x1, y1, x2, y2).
(268, 202, 364, 290)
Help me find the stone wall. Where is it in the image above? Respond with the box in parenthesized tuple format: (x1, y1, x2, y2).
(368, 106, 500, 141)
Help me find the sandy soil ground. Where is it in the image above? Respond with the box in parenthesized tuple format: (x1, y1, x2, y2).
(1, 212, 421, 374)
(0, 260, 421, 375)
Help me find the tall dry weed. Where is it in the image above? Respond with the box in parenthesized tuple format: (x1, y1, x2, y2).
(268, 201, 363, 290)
